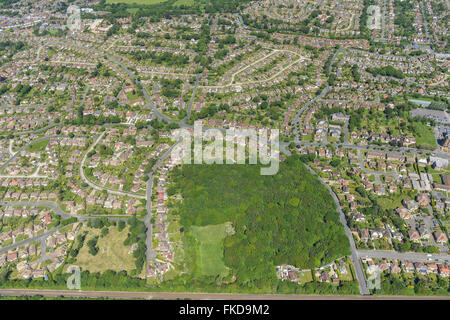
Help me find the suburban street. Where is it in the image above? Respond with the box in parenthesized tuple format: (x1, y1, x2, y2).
(145, 141, 181, 263)
(304, 164, 370, 295)
(0, 227, 58, 254)
(79, 131, 146, 200)
(298, 140, 450, 161)
(185, 72, 201, 119)
(0, 135, 67, 172)
(357, 250, 450, 263)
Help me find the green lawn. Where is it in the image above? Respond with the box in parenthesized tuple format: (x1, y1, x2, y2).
(191, 222, 231, 277)
(412, 122, 437, 150)
(126, 90, 140, 102)
(27, 139, 49, 152)
(377, 193, 405, 211)
(298, 270, 313, 284)
(339, 261, 354, 281)
(301, 134, 313, 142)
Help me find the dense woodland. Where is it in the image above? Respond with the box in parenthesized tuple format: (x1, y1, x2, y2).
(170, 155, 351, 283)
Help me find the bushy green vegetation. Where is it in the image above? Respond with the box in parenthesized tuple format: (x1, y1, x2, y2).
(394, 1, 416, 38)
(61, 217, 78, 226)
(170, 155, 350, 287)
(87, 236, 100, 256)
(0, 268, 147, 290)
(0, 40, 26, 67)
(0, 0, 19, 9)
(69, 232, 87, 259)
(66, 106, 121, 126)
(106, 0, 167, 4)
(124, 216, 147, 273)
(366, 65, 405, 79)
(126, 51, 189, 67)
(160, 78, 183, 98)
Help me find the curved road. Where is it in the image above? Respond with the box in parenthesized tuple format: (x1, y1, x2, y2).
(0, 135, 65, 172)
(79, 131, 146, 200)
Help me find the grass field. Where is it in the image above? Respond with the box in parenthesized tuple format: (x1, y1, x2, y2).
(412, 122, 437, 150)
(377, 193, 406, 211)
(27, 139, 49, 152)
(126, 90, 140, 102)
(74, 226, 136, 273)
(191, 222, 231, 277)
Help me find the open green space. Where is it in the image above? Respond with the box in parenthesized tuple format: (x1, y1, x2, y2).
(191, 222, 231, 277)
(377, 193, 408, 211)
(412, 122, 437, 150)
(27, 139, 49, 152)
(73, 226, 136, 274)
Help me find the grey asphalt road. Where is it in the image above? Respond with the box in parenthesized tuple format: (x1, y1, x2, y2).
(0, 135, 63, 172)
(38, 236, 50, 263)
(357, 250, 450, 263)
(0, 200, 71, 219)
(186, 72, 201, 119)
(47, 40, 292, 156)
(0, 134, 93, 172)
(299, 140, 450, 161)
(293, 86, 331, 143)
(145, 141, 181, 263)
(0, 227, 58, 254)
(78, 131, 145, 199)
(0, 200, 136, 255)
